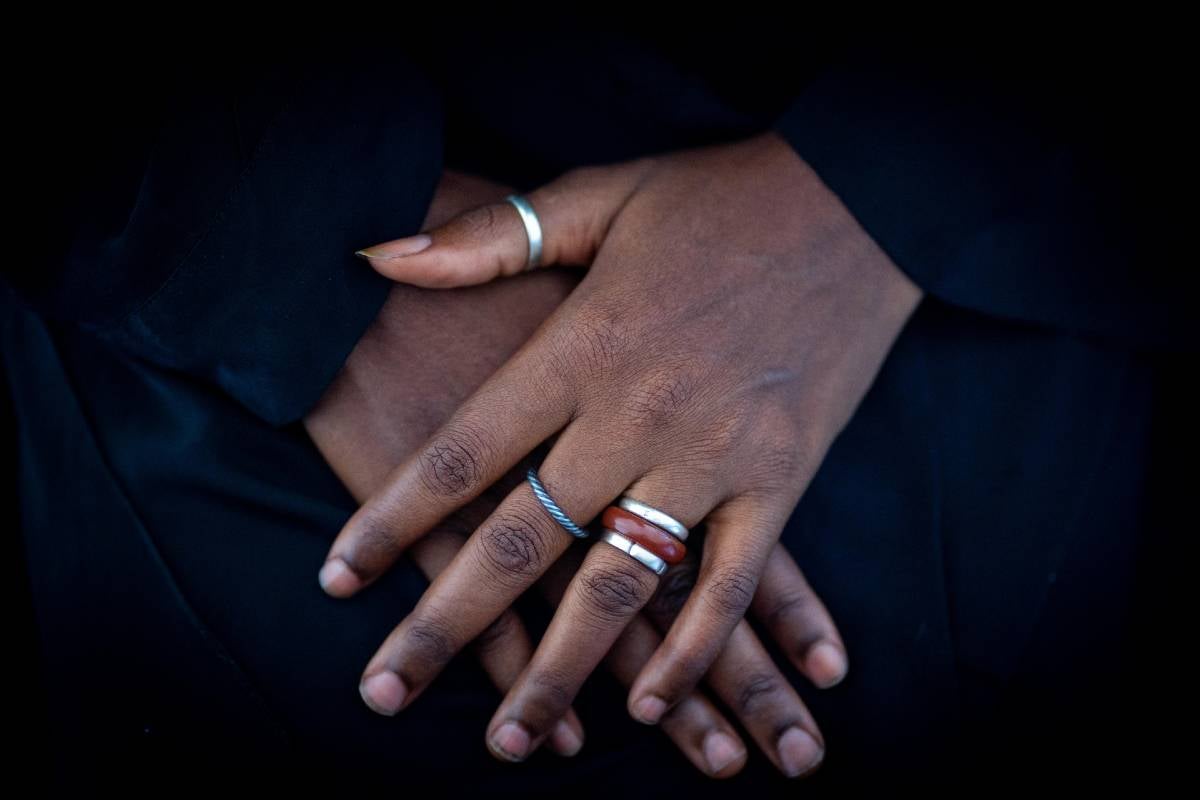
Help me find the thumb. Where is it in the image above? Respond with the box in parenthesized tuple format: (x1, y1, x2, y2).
(354, 158, 655, 289)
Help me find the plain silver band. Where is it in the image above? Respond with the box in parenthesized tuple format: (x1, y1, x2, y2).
(617, 496, 689, 542)
(599, 530, 668, 576)
(504, 194, 543, 271)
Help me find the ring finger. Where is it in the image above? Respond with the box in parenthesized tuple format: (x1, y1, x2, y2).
(483, 474, 719, 761)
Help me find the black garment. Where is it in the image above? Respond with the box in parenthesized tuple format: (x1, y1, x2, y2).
(3, 29, 1186, 792)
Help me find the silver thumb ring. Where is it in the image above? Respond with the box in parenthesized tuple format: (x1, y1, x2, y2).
(504, 194, 543, 271)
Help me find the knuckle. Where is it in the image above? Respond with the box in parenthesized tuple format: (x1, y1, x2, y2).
(577, 562, 654, 623)
(351, 511, 400, 561)
(622, 366, 702, 434)
(477, 509, 551, 581)
(738, 418, 811, 498)
(761, 589, 813, 630)
(736, 671, 785, 716)
(556, 307, 631, 381)
(472, 610, 521, 656)
(527, 662, 578, 713)
(405, 611, 459, 667)
(417, 421, 493, 499)
(703, 565, 760, 618)
(455, 202, 502, 238)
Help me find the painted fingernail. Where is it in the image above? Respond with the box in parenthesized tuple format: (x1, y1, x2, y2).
(489, 721, 532, 761)
(778, 726, 823, 777)
(359, 671, 407, 716)
(356, 233, 432, 260)
(702, 730, 744, 775)
(632, 695, 667, 724)
(808, 641, 848, 688)
(549, 719, 583, 757)
(318, 558, 358, 596)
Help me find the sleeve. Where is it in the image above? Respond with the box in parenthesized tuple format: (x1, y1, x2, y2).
(767, 35, 1188, 353)
(11, 53, 444, 426)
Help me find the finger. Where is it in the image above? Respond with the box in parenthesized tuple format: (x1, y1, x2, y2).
(355, 420, 635, 720)
(627, 492, 784, 725)
(402, 526, 584, 757)
(751, 542, 848, 689)
(643, 560, 825, 778)
(483, 481, 718, 762)
(318, 337, 574, 598)
(355, 159, 656, 288)
(486, 541, 661, 762)
(537, 531, 749, 777)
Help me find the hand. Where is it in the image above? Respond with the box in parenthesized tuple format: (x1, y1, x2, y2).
(319, 134, 903, 771)
(308, 167, 850, 778)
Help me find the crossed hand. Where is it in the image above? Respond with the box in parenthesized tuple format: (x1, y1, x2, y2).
(306, 131, 923, 779)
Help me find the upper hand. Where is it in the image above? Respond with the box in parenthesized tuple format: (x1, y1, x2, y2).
(320, 132, 921, 768)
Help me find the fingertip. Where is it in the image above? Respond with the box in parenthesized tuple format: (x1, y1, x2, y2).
(318, 557, 361, 597)
(549, 717, 584, 757)
(806, 640, 848, 688)
(630, 694, 668, 725)
(355, 233, 433, 261)
(702, 730, 747, 777)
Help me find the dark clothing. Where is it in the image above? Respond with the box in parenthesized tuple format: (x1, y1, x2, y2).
(3, 28, 1187, 792)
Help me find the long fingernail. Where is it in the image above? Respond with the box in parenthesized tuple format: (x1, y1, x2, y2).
(318, 558, 358, 596)
(549, 719, 583, 757)
(489, 721, 532, 761)
(778, 726, 823, 777)
(808, 641, 848, 688)
(632, 695, 667, 724)
(359, 671, 407, 716)
(702, 730, 744, 775)
(356, 233, 432, 260)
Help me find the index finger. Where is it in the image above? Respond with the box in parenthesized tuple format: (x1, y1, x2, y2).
(317, 339, 574, 597)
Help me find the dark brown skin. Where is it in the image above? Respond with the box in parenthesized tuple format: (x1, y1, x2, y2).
(307, 147, 882, 776)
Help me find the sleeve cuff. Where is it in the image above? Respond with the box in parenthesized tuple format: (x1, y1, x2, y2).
(99, 57, 444, 426)
(766, 40, 1183, 350)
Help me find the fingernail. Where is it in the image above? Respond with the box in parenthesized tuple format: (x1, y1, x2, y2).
(318, 558, 358, 596)
(549, 719, 583, 757)
(702, 730, 744, 775)
(356, 233, 432, 260)
(489, 721, 532, 761)
(808, 641, 848, 688)
(359, 671, 407, 716)
(632, 695, 667, 724)
(778, 726, 823, 777)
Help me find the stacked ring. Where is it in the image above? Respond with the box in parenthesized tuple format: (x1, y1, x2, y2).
(601, 506, 686, 565)
(617, 496, 689, 542)
(600, 531, 668, 576)
(595, 496, 689, 575)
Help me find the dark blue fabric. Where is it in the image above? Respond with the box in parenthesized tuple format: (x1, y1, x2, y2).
(3, 30, 1177, 791)
(16, 57, 443, 425)
(768, 34, 1188, 352)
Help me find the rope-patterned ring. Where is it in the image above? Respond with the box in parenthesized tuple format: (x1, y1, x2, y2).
(527, 466, 590, 539)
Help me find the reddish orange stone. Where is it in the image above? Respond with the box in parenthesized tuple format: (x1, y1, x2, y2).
(601, 506, 686, 565)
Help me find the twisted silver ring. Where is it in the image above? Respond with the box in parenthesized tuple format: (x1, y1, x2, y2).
(504, 194, 543, 271)
(527, 466, 589, 539)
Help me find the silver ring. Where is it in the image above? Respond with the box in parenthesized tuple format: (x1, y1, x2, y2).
(527, 467, 589, 539)
(617, 496, 689, 542)
(504, 194, 543, 271)
(599, 530, 667, 576)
